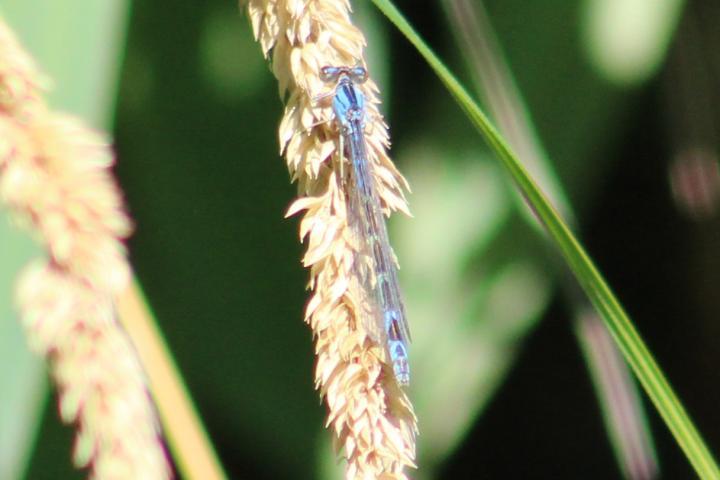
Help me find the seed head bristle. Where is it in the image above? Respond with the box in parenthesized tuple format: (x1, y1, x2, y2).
(245, 1, 417, 478)
(0, 18, 170, 479)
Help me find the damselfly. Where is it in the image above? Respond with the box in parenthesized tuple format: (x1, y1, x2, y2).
(320, 65, 411, 386)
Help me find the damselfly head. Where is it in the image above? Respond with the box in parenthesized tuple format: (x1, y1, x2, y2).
(320, 65, 368, 84)
(320, 65, 341, 83)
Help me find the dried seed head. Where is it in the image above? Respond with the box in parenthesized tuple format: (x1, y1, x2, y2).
(18, 262, 168, 479)
(245, 1, 417, 478)
(0, 18, 170, 479)
(0, 20, 46, 118)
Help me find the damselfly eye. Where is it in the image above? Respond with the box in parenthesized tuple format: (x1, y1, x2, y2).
(349, 66, 368, 83)
(320, 66, 340, 83)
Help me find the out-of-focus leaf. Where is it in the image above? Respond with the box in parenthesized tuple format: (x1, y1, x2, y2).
(399, 150, 551, 473)
(581, 0, 685, 86)
(0, 216, 44, 480)
(1, 0, 130, 127)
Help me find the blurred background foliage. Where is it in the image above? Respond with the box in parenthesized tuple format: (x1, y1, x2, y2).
(2, 0, 720, 478)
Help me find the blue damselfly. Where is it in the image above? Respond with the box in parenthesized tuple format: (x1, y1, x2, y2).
(320, 65, 411, 386)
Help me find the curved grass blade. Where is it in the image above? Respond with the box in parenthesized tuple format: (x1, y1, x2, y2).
(370, 0, 720, 477)
(440, 1, 658, 476)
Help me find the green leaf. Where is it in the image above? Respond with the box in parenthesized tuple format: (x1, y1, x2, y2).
(1, 0, 130, 127)
(0, 215, 45, 480)
(581, 0, 685, 86)
(370, 0, 720, 477)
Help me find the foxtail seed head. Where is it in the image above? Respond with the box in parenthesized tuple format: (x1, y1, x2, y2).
(245, 1, 417, 478)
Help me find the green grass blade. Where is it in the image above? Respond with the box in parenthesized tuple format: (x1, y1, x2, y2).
(575, 310, 659, 479)
(440, 1, 659, 474)
(370, 0, 720, 477)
